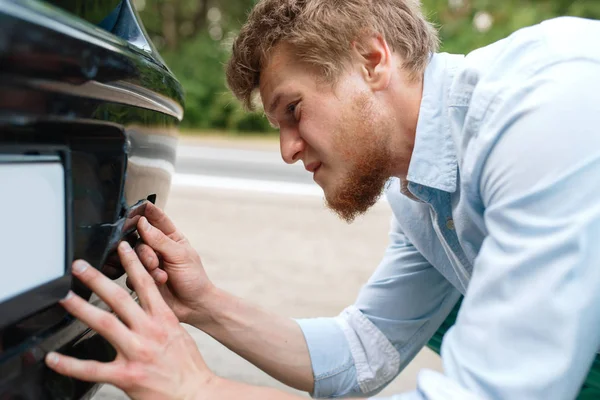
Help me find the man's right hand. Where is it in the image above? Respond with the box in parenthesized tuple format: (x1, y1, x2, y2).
(133, 202, 215, 326)
(134, 203, 315, 393)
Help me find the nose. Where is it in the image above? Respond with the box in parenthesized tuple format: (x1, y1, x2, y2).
(280, 127, 305, 164)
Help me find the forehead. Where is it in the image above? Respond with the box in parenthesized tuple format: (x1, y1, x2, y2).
(259, 44, 318, 104)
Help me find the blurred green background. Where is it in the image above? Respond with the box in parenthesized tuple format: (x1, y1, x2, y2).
(133, 0, 600, 135)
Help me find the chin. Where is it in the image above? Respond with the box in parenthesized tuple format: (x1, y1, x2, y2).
(315, 174, 329, 193)
(319, 179, 337, 200)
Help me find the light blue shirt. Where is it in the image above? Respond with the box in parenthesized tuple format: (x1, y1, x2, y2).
(296, 17, 600, 400)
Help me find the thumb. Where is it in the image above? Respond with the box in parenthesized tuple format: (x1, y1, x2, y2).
(137, 217, 184, 263)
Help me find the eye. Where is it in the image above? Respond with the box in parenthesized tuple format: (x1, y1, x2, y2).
(286, 102, 300, 121)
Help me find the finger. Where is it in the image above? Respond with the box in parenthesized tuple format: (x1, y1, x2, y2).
(151, 268, 168, 284)
(135, 243, 160, 271)
(126, 267, 168, 290)
(137, 217, 185, 263)
(58, 291, 137, 356)
(71, 260, 147, 329)
(118, 242, 169, 314)
(135, 243, 168, 283)
(46, 352, 122, 385)
(144, 202, 184, 241)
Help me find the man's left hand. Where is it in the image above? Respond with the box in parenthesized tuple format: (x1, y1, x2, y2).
(45, 241, 214, 400)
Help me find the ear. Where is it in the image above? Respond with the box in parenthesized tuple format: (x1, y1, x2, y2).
(352, 34, 392, 92)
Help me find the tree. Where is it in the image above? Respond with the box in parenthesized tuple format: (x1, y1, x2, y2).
(136, 0, 255, 51)
(134, 0, 600, 132)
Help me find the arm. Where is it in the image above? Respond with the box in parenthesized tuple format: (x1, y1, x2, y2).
(43, 222, 451, 400)
(133, 204, 314, 392)
(134, 200, 459, 398)
(438, 60, 600, 399)
(44, 243, 308, 400)
(376, 59, 600, 399)
(294, 213, 460, 398)
(189, 287, 315, 392)
(183, 215, 459, 397)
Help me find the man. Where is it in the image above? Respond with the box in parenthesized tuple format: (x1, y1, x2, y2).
(45, 0, 600, 399)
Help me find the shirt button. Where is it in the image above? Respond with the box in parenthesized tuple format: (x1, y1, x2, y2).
(446, 219, 455, 230)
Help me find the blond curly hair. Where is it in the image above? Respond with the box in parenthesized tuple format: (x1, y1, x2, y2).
(226, 0, 438, 110)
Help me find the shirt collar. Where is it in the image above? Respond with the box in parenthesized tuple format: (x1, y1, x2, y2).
(406, 52, 464, 194)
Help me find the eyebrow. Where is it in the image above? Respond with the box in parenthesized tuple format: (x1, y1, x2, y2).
(268, 93, 284, 115)
(268, 91, 301, 115)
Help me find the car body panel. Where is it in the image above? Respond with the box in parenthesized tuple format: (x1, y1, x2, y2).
(0, 0, 183, 398)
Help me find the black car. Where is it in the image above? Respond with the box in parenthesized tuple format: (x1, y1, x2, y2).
(0, 0, 183, 398)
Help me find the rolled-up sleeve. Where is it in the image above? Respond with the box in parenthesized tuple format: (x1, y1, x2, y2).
(296, 215, 460, 398)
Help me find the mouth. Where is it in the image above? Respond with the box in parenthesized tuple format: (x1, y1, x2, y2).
(313, 164, 322, 179)
(305, 161, 322, 174)
(312, 164, 323, 185)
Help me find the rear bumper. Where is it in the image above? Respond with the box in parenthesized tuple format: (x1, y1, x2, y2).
(0, 1, 182, 398)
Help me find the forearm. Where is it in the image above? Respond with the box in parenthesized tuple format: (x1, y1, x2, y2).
(188, 288, 314, 393)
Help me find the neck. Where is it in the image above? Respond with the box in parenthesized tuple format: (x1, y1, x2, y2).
(387, 69, 424, 180)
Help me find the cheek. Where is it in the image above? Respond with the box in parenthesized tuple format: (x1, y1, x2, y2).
(316, 101, 346, 128)
(301, 98, 351, 160)
(298, 111, 328, 149)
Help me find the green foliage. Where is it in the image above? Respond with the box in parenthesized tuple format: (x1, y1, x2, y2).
(138, 0, 600, 133)
(46, 0, 122, 24)
(422, 0, 600, 54)
(161, 34, 225, 129)
(160, 33, 274, 133)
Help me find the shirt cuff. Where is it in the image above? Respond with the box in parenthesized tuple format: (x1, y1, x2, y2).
(295, 317, 360, 398)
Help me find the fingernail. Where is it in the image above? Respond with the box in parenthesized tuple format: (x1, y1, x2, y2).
(72, 260, 88, 274)
(139, 217, 150, 232)
(151, 269, 162, 281)
(61, 290, 74, 301)
(46, 352, 59, 366)
(120, 241, 132, 252)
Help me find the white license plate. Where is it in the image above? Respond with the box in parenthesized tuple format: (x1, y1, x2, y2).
(0, 158, 66, 303)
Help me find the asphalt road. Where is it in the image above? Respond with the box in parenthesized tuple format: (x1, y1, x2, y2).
(93, 138, 441, 399)
(176, 142, 312, 184)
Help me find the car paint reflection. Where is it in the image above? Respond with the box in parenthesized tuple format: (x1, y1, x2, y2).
(0, 0, 183, 397)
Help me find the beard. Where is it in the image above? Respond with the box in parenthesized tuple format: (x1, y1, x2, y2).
(324, 93, 394, 223)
